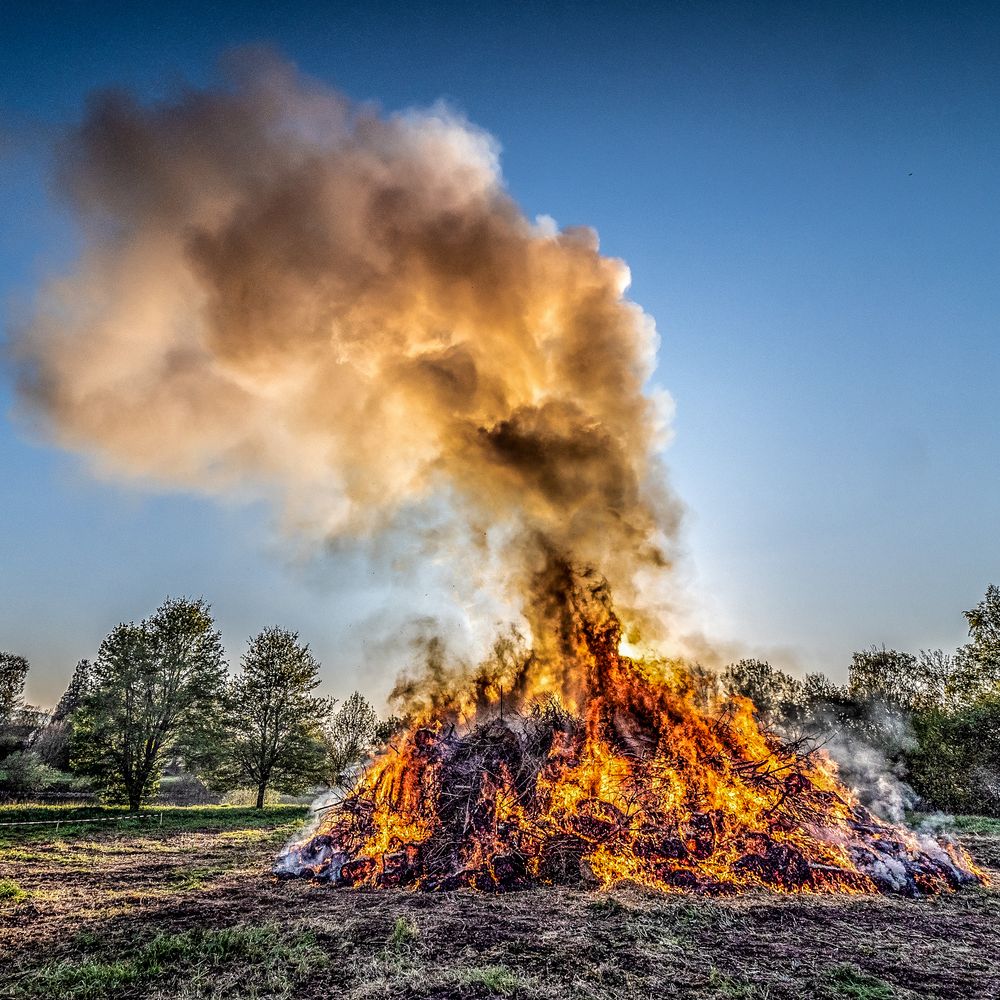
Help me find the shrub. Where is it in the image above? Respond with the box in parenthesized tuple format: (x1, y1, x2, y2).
(0, 752, 76, 801)
(155, 773, 220, 806)
(388, 917, 419, 949)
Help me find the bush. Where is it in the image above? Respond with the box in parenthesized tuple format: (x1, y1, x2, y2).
(155, 773, 220, 806)
(907, 701, 1000, 815)
(0, 752, 81, 801)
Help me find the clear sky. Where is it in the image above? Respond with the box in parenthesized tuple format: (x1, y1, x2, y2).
(2, 1, 998, 708)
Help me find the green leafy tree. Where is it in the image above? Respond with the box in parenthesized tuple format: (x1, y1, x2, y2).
(32, 659, 96, 771)
(0, 751, 71, 800)
(953, 584, 1000, 703)
(0, 653, 28, 723)
(848, 646, 919, 708)
(217, 627, 331, 809)
(326, 691, 381, 786)
(897, 587, 1000, 814)
(721, 659, 804, 726)
(964, 584, 1000, 662)
(71, 598, 226, 811)
(0, 653, 30, 760)
(907, 696, 1000, 815)
(53, 659, 92, 722)
(799, 671, 842, 706)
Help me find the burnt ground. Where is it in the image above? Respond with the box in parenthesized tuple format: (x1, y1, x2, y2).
(1, 807, 998, 1000)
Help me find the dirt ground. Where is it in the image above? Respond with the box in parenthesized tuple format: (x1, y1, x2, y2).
(1, 809, 998, 1000)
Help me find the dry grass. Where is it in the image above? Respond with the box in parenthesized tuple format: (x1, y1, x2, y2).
(1, 807, 998, 999)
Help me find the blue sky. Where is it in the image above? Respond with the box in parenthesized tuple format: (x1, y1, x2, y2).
(2, 1, 998, 706)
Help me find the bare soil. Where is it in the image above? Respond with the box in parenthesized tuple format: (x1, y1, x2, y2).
(1, 811, 998, 1000)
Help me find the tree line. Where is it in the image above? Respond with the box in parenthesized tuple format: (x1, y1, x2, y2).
(3, 585, 999, 815)
(0, 598, 400, 810)
(722, 584, 1000, 817)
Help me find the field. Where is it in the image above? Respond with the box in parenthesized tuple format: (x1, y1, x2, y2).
(1, 805, 998, 1000)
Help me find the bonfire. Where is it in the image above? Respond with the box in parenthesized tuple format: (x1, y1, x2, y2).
(277, 567, 983, 897)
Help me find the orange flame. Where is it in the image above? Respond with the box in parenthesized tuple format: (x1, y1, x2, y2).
(280, 578, 983, 896)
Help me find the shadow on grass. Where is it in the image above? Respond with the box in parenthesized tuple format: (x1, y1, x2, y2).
(14, 924, 324, 999)
(0, 804, 309, 845)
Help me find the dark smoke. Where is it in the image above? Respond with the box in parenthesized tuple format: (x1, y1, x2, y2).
(14, 53, 680, 694)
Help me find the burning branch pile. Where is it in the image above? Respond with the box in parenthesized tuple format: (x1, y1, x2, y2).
(13, 60, 984, 899)
(278, 575, 983, 896)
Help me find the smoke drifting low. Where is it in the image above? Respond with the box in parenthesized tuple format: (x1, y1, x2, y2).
(16, 54, 678, 669)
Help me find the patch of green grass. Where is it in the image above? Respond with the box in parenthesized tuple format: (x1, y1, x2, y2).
(618, 909, 684, 953)
(349, 956, 534, 1000)
(343, 916, 424, 993)
(1, 846, 83, 866)
(167, 866, 229, 892)
(906, 812, 1000, 836)
(215, 826, 288, 844)
(16, 923, 325, 999)
(347, 949, 417, 995)
(662, 900, 736, 934)
(822, 963, 896, 1000)
(0, 877, 28, 904)
(453, 964, 532, 996)
(947, 815, 1000, 836)
(388, 916, 419, 949)
(706, 967, 773, 999)
(586, 894, 630, 917)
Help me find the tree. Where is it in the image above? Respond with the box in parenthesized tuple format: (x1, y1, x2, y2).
(0, 653, 28, 726)
(29, 719, 72, 771)
(721, 659, 803, 727)
(53, 659, 92, 722)
(0, 653, 30, 760)
(897, 587, 1000, 814)
(326, 691, 380, 786)
(848, 646, 919, 709)
(954, 584, 1000, 702)
(907, 695, 1000, 815)
(217, 627, 331, 810)
(964, 584, 1000, 662)
(71, 598, 226, 811)
(0, 751, 70, 801)
(30, 659, 96, 772)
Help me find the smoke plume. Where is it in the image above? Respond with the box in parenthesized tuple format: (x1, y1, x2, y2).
(14, 53, 679, 684)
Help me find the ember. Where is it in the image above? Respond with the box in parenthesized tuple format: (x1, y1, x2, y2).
(277, 570, 984, 897)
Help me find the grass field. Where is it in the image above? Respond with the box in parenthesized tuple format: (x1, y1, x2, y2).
(1, 804, 998, 1000)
